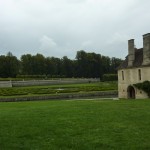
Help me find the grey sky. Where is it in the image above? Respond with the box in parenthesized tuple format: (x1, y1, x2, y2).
(0, 0, 150, 59)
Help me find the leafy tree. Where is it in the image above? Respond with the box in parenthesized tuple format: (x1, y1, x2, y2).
(21, 54, 33, 75)
(0, 55, 7, 77)
(110, 57, 123, 73)
(61, 56, 74, 77)
(0, 50, 123, 78)
(76, 50, 89, 77)
(0, 52, 20, 77)
(32, 54, 46, 75)
(45, 57, 55, 77)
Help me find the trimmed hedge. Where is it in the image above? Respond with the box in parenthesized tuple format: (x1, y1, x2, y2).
(0, 82, 117, 97)
(102, 74, 118, 81)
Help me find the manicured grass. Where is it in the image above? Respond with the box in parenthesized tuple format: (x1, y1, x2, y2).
(0, 99, 150, 149)
(0, 82, 117, 97)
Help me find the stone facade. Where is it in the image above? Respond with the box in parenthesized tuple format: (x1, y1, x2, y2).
(118, 67, 150, 99)
(118, 33, 150, 99)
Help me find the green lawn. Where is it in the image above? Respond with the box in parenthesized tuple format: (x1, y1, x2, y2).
(0, 99, 150, 149)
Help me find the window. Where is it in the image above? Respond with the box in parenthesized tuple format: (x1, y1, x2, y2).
(138, 69, 141, 80)
(122, 71, 124, 80)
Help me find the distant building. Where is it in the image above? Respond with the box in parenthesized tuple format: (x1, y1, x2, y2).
(118, 33, 150, 99)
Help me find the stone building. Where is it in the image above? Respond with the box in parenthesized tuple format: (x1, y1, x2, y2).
(118, 33, 150, 99)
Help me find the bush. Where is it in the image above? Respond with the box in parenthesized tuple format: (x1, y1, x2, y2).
(134, 80, 150, 97)
(102, 74, 118, 81)
(16, 75, 47, 79)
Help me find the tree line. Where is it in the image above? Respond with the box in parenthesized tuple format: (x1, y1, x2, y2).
(0, 50, 122, 79)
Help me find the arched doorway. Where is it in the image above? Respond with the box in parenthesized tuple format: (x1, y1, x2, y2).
(127, 86, 135, 99)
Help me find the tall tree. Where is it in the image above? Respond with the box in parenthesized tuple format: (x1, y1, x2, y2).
(0, 51, 123, 78)
(21, 54, 33, 75)
(32, 54, 46, 75)
(110, 57, 123, 73)
(76, 50, 89, 77)
(61, 56, 74, 77)
(0, 52, 20, 77)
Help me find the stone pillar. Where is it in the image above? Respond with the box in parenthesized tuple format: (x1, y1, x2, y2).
(128, 39, 135, 67)
(142, 33, 150, 65)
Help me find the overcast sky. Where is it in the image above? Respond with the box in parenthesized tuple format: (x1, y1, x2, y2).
(0, 0, 150, 59)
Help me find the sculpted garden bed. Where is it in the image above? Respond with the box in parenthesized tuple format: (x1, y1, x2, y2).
(0, 82, 117, 97)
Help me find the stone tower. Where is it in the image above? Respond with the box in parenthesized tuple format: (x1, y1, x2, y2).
(142, 33, 150, 65)
(128, 39, 135, 67)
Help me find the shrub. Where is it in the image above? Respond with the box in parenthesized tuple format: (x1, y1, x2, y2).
(16, 75, 47, 79)
(102, 74, 118, 81)
(134, 80, 150, 97)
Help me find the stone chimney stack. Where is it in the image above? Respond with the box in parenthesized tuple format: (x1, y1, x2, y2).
(128, 39, 135, 67)
(142, 33, 150, 65)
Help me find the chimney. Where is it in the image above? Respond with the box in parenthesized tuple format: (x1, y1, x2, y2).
(128, 39, 135, 67)
(142, 33, 150, 65)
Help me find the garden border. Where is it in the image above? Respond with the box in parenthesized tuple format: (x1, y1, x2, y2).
(0, 91, 118, 102)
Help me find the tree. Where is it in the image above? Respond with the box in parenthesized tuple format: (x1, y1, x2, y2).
(0, 50, 123, 78)
(32, 54, 46, 75)
(76, 50, 107, 78)
(110, 57, 123, 74)
(21, 54, 33, 75)
(0, 55, 7, 77)
(61, 56, 74, 77)
(76, 50, 88, 77)
(21, 54, 46, 75)
(0, 53, 20, 77)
